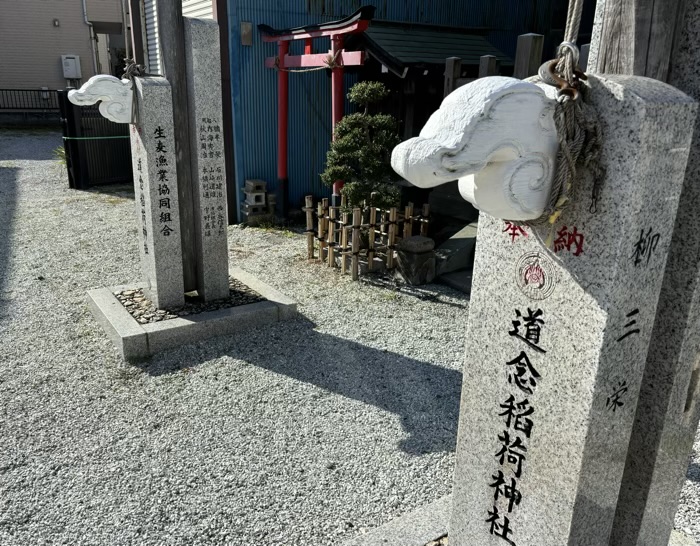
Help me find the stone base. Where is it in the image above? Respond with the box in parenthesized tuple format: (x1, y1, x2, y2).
(87, 267, 297, 361)
(339, 494, 695, 546)
(340, 495, 450, 546)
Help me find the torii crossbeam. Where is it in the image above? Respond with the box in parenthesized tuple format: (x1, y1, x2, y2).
(259, 6, 375, 214)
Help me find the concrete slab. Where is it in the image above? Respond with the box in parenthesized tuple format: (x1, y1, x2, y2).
(87, 270, 298, 360)
(670, 530, 697, 546)
(338, 495, 696, 546)
(341, 495, 451, 546)
(438, 270, 473, 295)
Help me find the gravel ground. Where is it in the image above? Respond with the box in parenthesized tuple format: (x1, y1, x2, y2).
(1, 129, 699, 546)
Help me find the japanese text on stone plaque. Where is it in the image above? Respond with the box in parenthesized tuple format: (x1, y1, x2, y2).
(154, 126, 176, 239)
(485, 308, 545, 545)
(198, 118, 225, 237)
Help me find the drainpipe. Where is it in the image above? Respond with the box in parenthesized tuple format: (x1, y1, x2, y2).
(81, 0, 99, 75)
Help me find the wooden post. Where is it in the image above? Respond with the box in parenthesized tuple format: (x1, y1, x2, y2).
(591, 0, 687, 81)
(368, 204, 376, 271)
(156, 0, 197, 292)
(128, 0, 145, 66)
(420, 203, 430, 237)
(478, 55, 500, 78)
(305, 195, 314, 259)
(387, 207, 397, 270)
(319, 198, 328, 261)
(513, 33, 544, 79)
(340, 211, 349, 274)
(444, 57, 462, 97)
(352, 208, 361, 281)
(403, 202, 414, 239)
(327, 206, 337, 267)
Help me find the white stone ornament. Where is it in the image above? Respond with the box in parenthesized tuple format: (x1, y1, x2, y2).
(67, 75, 133, 124)
(391, 76, 559, 221)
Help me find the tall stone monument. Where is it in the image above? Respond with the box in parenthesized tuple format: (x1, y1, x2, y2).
(129, 77, 185, 309)
(183, 17, 229, 301)
(588, 1, 700, 544)
(392, 75, 696, 545)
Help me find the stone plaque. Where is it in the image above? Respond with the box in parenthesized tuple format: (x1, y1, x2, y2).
(130, 76, 185, 309)
(448, 75, 696, 545)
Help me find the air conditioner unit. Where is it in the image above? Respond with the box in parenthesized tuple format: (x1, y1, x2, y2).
(61, 55, 82, 79)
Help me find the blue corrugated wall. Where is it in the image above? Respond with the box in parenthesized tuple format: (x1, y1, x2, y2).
(226, 0, 559, 218)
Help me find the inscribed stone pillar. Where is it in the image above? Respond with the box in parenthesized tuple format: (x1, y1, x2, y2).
(448, 75, 696, 546)
(609, 1, 700, 544)
(130, 77, 185, 309)
(183, 17, 230, 301)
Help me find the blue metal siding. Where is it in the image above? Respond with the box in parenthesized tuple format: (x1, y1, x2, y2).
(226, 0, 556, 217)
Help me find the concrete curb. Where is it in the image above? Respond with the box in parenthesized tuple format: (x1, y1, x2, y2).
(341, 495, 451, 546)
(88, 269, 298, 360)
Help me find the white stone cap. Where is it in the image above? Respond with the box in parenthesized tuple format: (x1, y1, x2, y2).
(67, 75, 133, 124)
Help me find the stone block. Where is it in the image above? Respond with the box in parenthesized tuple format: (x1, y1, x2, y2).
(244, 179, 267, 193)
(396, 250, 435, 286)
(87, 271, 298, 360)
(435, 222, 478, 276)
(397, 235, 435, 253)
(87, 287, 148, 361)
(245, 192, 266, 206)
(449, 75, 696, 546)
(130, 77, 185, 309)
(184, 16, 229, 302)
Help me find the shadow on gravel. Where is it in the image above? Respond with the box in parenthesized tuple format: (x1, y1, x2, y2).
(140, 318, 463, 455)
(359, 274, 470, 308)
(687, 460, 700, 483)
(0, 166, 18, 322)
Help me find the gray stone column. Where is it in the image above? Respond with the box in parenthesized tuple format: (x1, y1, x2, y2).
(130, 76, 185, 309)
(609, 1, 700, 544)
(448, 75, 696, 546)
(183, 17, 230, 301)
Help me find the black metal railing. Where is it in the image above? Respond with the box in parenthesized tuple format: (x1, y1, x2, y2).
(0, 89, 60, 111)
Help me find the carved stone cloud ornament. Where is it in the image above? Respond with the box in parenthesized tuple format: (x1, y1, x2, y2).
(67, 75, 133, 124)
(391, 77, 559, 221)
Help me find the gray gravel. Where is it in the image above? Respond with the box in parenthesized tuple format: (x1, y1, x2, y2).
(1, 129, 699, 546)
(0, 129, 464, 546)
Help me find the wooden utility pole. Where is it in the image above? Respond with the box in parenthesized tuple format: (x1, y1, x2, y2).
(592, 0, 687, 81)
(156, 0, 197, 292)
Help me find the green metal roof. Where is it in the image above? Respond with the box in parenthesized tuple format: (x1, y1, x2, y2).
(363, 21, 512, 76)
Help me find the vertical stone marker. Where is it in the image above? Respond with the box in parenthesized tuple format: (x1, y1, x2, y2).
(130, 77, 185, 309)
(183, 17, 229, 301)
(606, 0, 700, 543)
(442, 76, 696, 545)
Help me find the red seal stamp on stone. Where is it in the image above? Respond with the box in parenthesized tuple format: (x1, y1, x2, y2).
(515, 251, 557, 300)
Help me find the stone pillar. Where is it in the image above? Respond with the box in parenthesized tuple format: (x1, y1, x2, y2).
(609, 1, 700, 544)
(183, 17, 230, 301)
(130, 77, 185, 309)
(448, 75, 696, 546)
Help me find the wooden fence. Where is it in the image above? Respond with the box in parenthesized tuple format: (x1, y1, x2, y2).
(304, 194, 430, 280)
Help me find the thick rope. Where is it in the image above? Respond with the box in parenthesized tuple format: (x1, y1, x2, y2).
(516, 0, 601, 230)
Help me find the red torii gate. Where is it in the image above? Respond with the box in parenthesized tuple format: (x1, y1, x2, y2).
(259, 6, 375, 213)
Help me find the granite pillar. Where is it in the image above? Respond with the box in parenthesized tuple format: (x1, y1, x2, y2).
(130, 76, 185, 309)
(183, 17, 229, 301)
(608, 1, 700, 544)
(448, 75, 696, 546)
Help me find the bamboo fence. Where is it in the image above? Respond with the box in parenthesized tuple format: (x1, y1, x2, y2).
(303, 194, 431, 281)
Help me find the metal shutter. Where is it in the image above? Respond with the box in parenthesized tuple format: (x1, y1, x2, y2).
(182, 0, 213, 19)
(144, 0, 160, 75)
